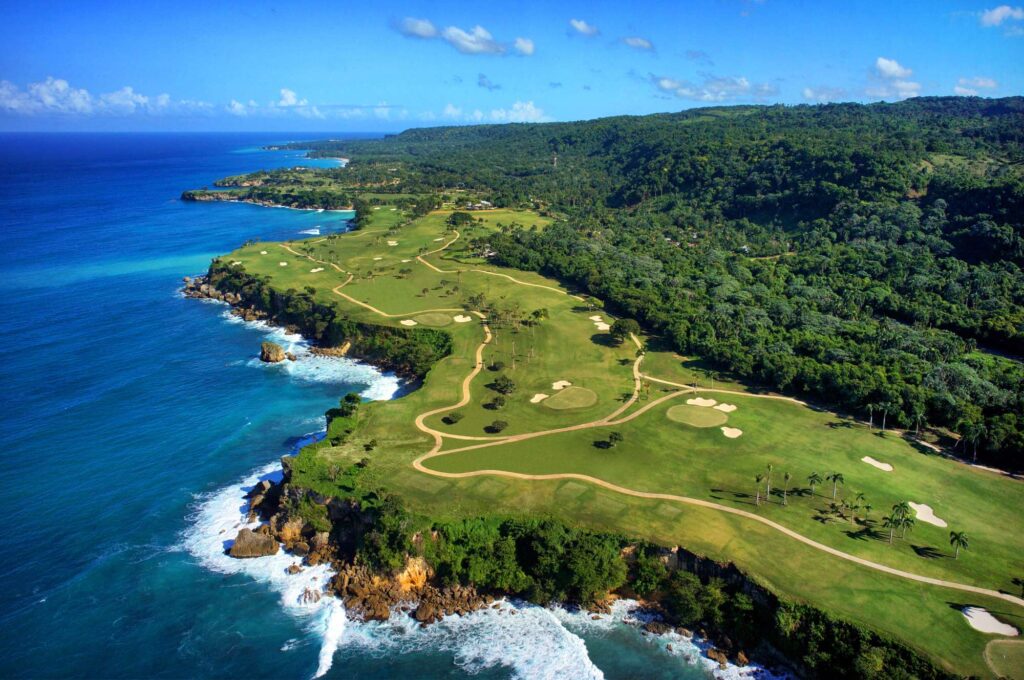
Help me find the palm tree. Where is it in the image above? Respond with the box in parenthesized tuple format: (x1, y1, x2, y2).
(826, 472, 845, 500)
(754, 474, 764, 507)
(766, 463, 774, 499)
(782, 472, 792, 506)
(949, 531, 969, 559)
(882, 514, 898, 543)
(900, 515, 916, 539)
(807, 472, 822, 496)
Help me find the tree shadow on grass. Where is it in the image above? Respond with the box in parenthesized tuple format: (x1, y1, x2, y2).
(827, 420, 855, 429)
(590, 333, 619, 348)
(709, 487, 756, 506)
(912, 544, 944, 559)
(844, 525, 883, 541)
(593, 440, 612, 449)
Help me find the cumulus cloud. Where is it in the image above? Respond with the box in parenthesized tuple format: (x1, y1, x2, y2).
(623, 36, 654, 51)
(875, 57, 912, 79)
(477, 73, 501, 91)
(439, 100, 549, 123)
(867, 57, 921, 100)
(569, 18, 599, 36)
(802, 86, 847, 103)
(0, 76, 210, 117)
(441, 25, 505, 54)
(980, 5, 1024, 25)
(277, 88, 307, 107)
(397, 16, 437, 38)
(514, 37, 535, 55)
(442, 103, 463, 119)
(954, 76, 998, 96)
(652, 74, 778, 102)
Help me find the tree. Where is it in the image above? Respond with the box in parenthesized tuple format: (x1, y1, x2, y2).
(826, 472, 845, 500)
(782, 472, 792, 506)
(754, 474, 764, 507)
(766, 463, 774, 498)
(487, 420, 509, 433)
(949, 531, 969, 559)
(882, 515, 898, 544)
(610, 318, 641, 343)
(607, 431, 624, 447)
(489, 375, 517, 394)
(807, 472, 822, 496)
(444, 411, 464, 424)
(900, 515, 916, 539)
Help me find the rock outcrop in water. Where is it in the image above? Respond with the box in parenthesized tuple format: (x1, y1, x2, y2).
(260, 341, 286, 363)
(228, 528, 279, 558)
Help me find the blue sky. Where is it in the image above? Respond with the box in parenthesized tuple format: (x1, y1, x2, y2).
(1, 0, 1022, 131)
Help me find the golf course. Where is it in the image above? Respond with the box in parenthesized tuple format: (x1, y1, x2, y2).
(215, 195, 1024, 678)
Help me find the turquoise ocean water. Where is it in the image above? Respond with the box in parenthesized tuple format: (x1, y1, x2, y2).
(0, 133, 764, 679)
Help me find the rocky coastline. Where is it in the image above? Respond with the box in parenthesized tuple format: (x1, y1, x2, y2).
(180, 190, 352, 211)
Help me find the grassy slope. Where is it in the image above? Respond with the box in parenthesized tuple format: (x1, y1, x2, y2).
(221, 200, 1023, 678)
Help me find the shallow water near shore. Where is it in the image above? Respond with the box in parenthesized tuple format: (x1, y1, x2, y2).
(0, 133, 768, 678)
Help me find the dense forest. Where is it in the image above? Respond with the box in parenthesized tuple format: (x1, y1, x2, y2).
(280, 97, 1024, 471)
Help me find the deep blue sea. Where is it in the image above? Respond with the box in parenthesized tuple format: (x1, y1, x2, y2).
(0, 133, 749, 679)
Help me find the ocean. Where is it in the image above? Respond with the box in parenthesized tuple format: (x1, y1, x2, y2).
(0, 133, 761, 679)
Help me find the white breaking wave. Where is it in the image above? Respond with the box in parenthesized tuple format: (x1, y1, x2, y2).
(220, 309, 402, 399)
(299, 228, 321, 235)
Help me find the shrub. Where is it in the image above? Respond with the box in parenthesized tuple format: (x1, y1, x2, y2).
(486, 420, 509, 433)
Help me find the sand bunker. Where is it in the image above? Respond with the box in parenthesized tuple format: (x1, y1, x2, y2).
(399, 319, 418, 326)
(530, 393, 549, 403)
(962, 607, 1019, 636)
(552, 380, 572, 390)
(259, 250, 268, 255)
(713, 403, 737, 413)
(861, 456, 893, 472)
(721, 427, 743, 439)
(453, 315, 473, 323)
(908, 502, 947, 527)
(401, 259, 411, 263)
(387, 240, 398, 246)
(588, 314, 612, 331)
(687, 397, 718, 407)
(231, 260, 242, 265)
(588, 315, 603, 321)
(309, 267, 324, 273)
(278, 262, 288, 267)
(389, 208, 396, 211)
(373, 256, 383, 261)
(433, 237, 444, 241)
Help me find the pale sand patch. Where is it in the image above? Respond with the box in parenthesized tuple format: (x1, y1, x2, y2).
(589, 315, 604, 321)
(399, 319, 418, 326)
(373, 207, 381, 210)
(279, 262, 288, 267)
(687, 397, 718, 407)
(552, 380, 572, 391)
(453, 315, 473, 323)
(373, 257, 383, 261)
(401, 259, 412, 263)
(309, 267, 324, 273)
(861, 456, 893, 472)
(433, 237, 444, 241)
(231, 260, 242, 265)
(908, 502, 947, 528)
(962, 607, 1019, 636)
(714, 403, 737, 413)
(721, 427, 743, 439)
(260, 250, 268, 254)
(387, 240, 398, 246)
(530, 393, 549, 404)
(389, 208, 397, 211)
(595, 322, 611, 331)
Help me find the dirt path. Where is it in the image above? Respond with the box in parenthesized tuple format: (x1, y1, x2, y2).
(416, 230, 460, 273)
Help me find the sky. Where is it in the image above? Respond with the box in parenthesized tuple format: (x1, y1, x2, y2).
(0, 0, 1022, 131)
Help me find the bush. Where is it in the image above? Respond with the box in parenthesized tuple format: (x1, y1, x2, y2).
(443, 411, 464, 425)
(489, 375, 516, 394)
(486, 420, 509, 433)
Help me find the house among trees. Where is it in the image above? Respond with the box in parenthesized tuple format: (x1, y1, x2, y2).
(465, 199, 493, 210)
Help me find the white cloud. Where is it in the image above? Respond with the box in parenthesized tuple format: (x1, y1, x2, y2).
(489, 100, 548, 123)
(954, 76, 998, 96)
(623, 36, 654, 51)
(980, 5, 1024, 25)
(514, 37, 535, 55)
(0, 76, 210, 117)
(442, 103, 463, 119)
(227, 99, 250, 116)
(277, 88, 308, 107)
(373, 101, 391, 120)
(875, 57, 912, 79)
(441, 25, 505, 55)
(569, 18, 599, 36)
(397, 17, 437, 38)
(802, 86, 847, 103)
(653, 74, 778, 102)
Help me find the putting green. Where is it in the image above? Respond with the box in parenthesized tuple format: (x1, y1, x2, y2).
(413, 312, 454, 327)
(543, 386, 598, 410)
(985, 640, 1024, 679)
(666, 404, 728, 427)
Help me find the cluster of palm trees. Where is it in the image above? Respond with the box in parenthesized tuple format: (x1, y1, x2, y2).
(753, 463, 794, 506)
(882, 501, 916, 543)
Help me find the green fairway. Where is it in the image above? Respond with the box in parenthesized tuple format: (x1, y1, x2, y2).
(214, 204, 1024, 678)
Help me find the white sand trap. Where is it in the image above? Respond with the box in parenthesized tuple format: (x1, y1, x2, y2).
(589, 315, 604, 321)
(721, 427, 743, 439)
(687, 397, 717, 407)
(908, 502, 947, 527)
(433, 237, 444, 241)
(530, 393, 549, 403)
(399, 319, 418, 326)
(387, 240, 398, 246)
(309, 267, 324, 273)
(595, 322, 611, 331)
(259, 250, 268, 255)
(453, 315, 472, 323)
(231, 260, 242, 265)
(861, 456, 893, 472)
(552, 380, 572, 391)
(373, 256, 383, 261)
(962, 607, 1019, 636)
(714, 403, 737, 413)
(401, 259, 411, 263)
(279, 262, 288, 267)
(389, 208, 397, 211)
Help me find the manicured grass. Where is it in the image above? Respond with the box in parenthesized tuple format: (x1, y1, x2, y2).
(666, 403, 728, 427)
(986, 640, 1024, 679)
(543, 386, 598, 410)
(216, 204, 1024, 678)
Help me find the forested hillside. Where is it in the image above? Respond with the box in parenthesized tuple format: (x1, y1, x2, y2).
(280, 97, 1024, 470)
